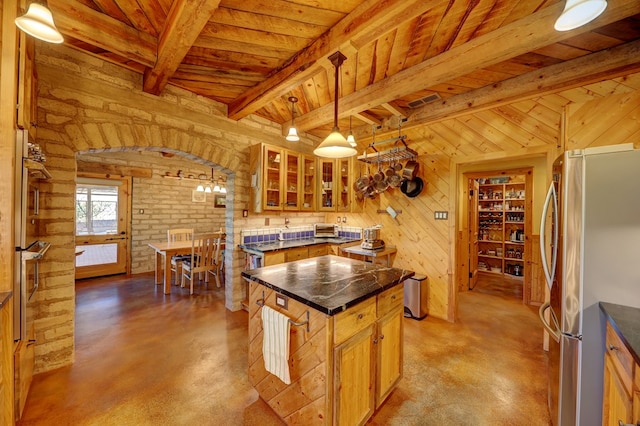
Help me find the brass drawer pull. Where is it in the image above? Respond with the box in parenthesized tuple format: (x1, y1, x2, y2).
(357, 313, 364, 320)
(609, 344, 619, 351)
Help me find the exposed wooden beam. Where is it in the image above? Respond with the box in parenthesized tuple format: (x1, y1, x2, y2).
(48, 0, 157, 67)
(227, 0, 438, 121)
(381, 102, 408, 118)
(143, 0, 221, 95)
(294, 0, 640, 131)
(77, 161, 152, 178)
(354, 111, 381, 126)
(356, 38, 640, 140)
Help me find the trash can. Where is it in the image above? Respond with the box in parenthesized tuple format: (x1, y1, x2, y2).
(403, 274, 428, 320)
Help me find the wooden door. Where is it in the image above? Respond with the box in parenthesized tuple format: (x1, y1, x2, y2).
(75, 175, 131, 279)
(375, 308, 403, 408)
(469, 179, 479, 290)
(283, 150, 300, 211)
(602, 353, 632, 426)
(334, 324, 375, 425)
(263, 145, 284, 211)
(318, 158, 336, 211)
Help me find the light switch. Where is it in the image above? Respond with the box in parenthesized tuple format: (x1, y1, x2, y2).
(435, 211, 448, 220)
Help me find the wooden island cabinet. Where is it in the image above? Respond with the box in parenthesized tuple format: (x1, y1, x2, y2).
(244, 255, 413, 425)
(600, 303, 640, 426)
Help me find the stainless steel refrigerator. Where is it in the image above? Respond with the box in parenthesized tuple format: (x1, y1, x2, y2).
(539, 144, 640, 425)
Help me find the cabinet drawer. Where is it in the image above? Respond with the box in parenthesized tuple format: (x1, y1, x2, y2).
(334, 297, 376, 345)
(377, 285, 403, 317)
(308, 244, 328, 258)
(606, 321, 634, 396)
(264, 251, 286, 266)
(285, 246, 308, 262)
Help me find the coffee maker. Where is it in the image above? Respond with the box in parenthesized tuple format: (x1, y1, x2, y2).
(361, 225, 385, 250)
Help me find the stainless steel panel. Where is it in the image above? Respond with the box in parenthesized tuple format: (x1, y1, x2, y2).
(559, 335, 580, 426)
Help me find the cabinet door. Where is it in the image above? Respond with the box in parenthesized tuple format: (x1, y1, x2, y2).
(336, 158, 351, 212)
(376, 308, 403, 407)
(284, 151, 300, 211)
(334, 324, 376, 426)
(301, 155, 316, 211)
(318, 159, 336, 211)
(263, 146, 284, 211)
(603, 353, 633, 426)
(17, 32, 37, 138)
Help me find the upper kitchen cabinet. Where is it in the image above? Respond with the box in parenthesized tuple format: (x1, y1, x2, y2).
(16, 32, 37, 139)
(300, 154, 316, 212)
(249, 143, 317, 212)
(250, 144, 284, 212)
(318, 157, 352, 212)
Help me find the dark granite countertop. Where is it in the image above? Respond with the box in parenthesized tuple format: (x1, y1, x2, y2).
(599, 302, 640, 365)
(242, 254, 414, 316)
(0, 291, 12, 308)
(239, 237, 359, 253)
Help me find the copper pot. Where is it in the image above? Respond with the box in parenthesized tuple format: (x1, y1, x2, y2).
(402, 160, 419, 180)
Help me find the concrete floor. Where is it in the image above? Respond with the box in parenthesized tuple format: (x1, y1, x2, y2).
(17, 273, 550, 425)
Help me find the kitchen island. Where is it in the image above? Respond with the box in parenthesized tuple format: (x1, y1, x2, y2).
(243, 255, 414, 425)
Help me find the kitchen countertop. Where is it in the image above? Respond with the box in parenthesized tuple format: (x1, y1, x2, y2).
(242, 254, 414, 315)
(599, 302, 640, 365)
(239, 237, 359, 253)
(0, 291, 12, 308)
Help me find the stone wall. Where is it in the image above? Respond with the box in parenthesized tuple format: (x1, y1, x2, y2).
(33, 42, 320, 373)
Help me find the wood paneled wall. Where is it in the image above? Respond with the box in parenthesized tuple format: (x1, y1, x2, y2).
(330, 72, 640, 321)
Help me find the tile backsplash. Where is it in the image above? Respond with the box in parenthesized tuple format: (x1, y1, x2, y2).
(241, 225, 362, 244)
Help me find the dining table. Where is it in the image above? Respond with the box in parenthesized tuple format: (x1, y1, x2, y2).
(147, 239, 225, 295)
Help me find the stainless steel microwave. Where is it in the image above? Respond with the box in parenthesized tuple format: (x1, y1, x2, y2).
(314, 224, 337, 238)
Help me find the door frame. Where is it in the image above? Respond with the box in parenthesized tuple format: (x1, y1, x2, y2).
(459, 167, 534, 303)
(75, 173, 132, 279)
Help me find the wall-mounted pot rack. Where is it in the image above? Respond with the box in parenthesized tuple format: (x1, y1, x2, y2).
(357, 135, 417, 164)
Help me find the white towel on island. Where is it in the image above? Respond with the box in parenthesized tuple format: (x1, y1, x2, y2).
(261, 305, 291, 385)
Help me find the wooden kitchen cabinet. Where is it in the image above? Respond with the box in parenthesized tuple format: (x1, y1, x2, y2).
(318, 157, 352, 212)
(249, 143, 317, 212)
(602, 320, 638, 426)
(248, 281, 404, 425)
(17, 30, 37, 140)
(334, 285, 404, 425)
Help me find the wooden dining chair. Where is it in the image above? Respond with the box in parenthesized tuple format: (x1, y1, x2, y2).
(167, 228, 194, 285)
(207, 231, 226, 288)
(181, 232, 223, 295)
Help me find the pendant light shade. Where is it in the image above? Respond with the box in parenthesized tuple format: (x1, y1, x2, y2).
(313, 51, 357, 158)
(554, 0, 607, 31)
(285, 96, 300, 142)
(15, 3, 64, 44)
(346, 116, 356, 147)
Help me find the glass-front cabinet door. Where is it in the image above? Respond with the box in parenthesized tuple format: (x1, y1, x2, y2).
(263, 146, 283, 211)
(284, 151, 300, 211)
(318, 158, 335, 211)
(301, 155, 316, 211)
(337, 158, 351, 212)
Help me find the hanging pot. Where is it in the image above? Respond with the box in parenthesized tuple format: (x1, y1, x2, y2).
(402, 159, 419, 180)
(401, 176, 424, 198)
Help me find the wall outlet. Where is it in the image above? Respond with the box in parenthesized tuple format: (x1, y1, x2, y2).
(139, 209, 144, 214)
(434, 211, 448, 220)
(284, 217, 290, 224)
(265, 218, 270, 226)
(342, 216, 347, 223)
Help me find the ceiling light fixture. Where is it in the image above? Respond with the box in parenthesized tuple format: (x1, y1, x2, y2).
(313, 51, 357, 158)
(346, 116, 356, 147)
(286, 96, 300, 142)
(15, 3, 64, 44)
(554, 0, 607, 31)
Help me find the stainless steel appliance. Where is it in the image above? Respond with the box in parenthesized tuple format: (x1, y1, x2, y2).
(361, 225, 384, 250)
(314, 223, 337, 238)
(539, 144, 640, 425)
(14, 129, 50, 342)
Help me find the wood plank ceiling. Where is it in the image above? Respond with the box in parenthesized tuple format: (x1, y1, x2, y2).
(46, 0, 640, 142)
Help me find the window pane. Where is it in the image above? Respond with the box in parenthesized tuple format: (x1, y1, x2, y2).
(76, 184, 118, 235)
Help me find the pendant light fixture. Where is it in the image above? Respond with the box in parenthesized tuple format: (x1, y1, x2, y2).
(346, 116, 356, 147)
(15, 3, 64, 44)
(285, 96, 300, 142)
(313, 51, 357, 158)
(554, 0, 607, 31)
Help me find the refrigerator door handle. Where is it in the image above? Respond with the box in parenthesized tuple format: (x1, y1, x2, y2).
(538, 302, 560, 343)
(539, 183, 558, 290)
